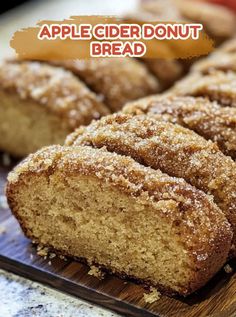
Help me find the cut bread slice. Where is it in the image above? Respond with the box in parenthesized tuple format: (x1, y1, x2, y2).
(66, 113, 236, 255)
(123, 96, 236, 159)
(6, 145, 232, 295)
(0, 60, 109, 157)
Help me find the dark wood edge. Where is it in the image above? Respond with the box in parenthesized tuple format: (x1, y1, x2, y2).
(0, 254, 160, 317)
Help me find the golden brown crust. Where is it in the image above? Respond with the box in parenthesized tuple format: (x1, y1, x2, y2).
(52, 58, 160, 112)
(170, 71, 236, 107)
(0, 60, 110, 130)
(66, 113, 236, 254)
(6, 145, 232, 295)
(123, 95, 236, 159)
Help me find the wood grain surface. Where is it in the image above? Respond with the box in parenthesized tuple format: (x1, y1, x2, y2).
(0, 154, 236, 317)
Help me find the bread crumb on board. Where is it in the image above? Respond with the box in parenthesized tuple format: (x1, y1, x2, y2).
(88, 265, 105, 279)
(143, 287, 161, 304)
(37, 245, 49, 257)
(224, 264, 233, 274)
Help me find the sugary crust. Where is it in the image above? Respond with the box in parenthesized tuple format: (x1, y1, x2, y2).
(66, 113, 236, 254)
(52, 58, 160, 112)
(0, 60, 110, 130)
(171, 71, 236, 107)
(6, 145, 232, 295)
(123, 96, 236, 159)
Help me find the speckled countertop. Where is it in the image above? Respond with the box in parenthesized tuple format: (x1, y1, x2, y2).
(0, 269, 121, 317)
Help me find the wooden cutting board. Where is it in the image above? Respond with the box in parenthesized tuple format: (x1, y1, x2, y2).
(1, 154, 236, 317)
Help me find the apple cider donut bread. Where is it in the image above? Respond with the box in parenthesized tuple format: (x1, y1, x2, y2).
(66, 113, 236, 254)
(6, 145, 232, 295)
(52, 58, 160, 112)
(170, 71, 236, 107)
(123, 96, 236, 159)
(0, 60, 109, 157)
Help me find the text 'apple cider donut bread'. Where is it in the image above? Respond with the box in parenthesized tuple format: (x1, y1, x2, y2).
(66, 113, 236, 255)
(52, 58, 160, 112)
(123, 95, 236, 159)
(0, 60, 109, 157)
(6, 145, 232, 295)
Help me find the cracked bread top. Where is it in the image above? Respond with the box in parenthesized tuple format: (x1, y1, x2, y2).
(65, 113, 236, 254)
(52, 58, 160, 112)
(123, 95, 236, 159)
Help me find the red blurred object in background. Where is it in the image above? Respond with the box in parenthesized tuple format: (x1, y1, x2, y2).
(204, 0, 236, 12)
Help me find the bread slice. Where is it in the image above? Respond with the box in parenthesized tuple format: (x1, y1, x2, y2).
(6, 145, 232, 295)
(123, 95, 236, 159)
(66, 113, 236, 255)
(0, 60, 109, 157)
(52, 58, 160, 112)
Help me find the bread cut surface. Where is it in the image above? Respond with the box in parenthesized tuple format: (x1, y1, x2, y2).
(0, 60, 109, 157)
(6, 145, 232, 295)
(66, 113, 236, 254)
(123, 96, 236, 159)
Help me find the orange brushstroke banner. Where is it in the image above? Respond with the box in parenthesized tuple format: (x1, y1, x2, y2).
(10, 16, 214, 60)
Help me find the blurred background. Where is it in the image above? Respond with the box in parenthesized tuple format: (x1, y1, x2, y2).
(0, 0, 138, 59)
